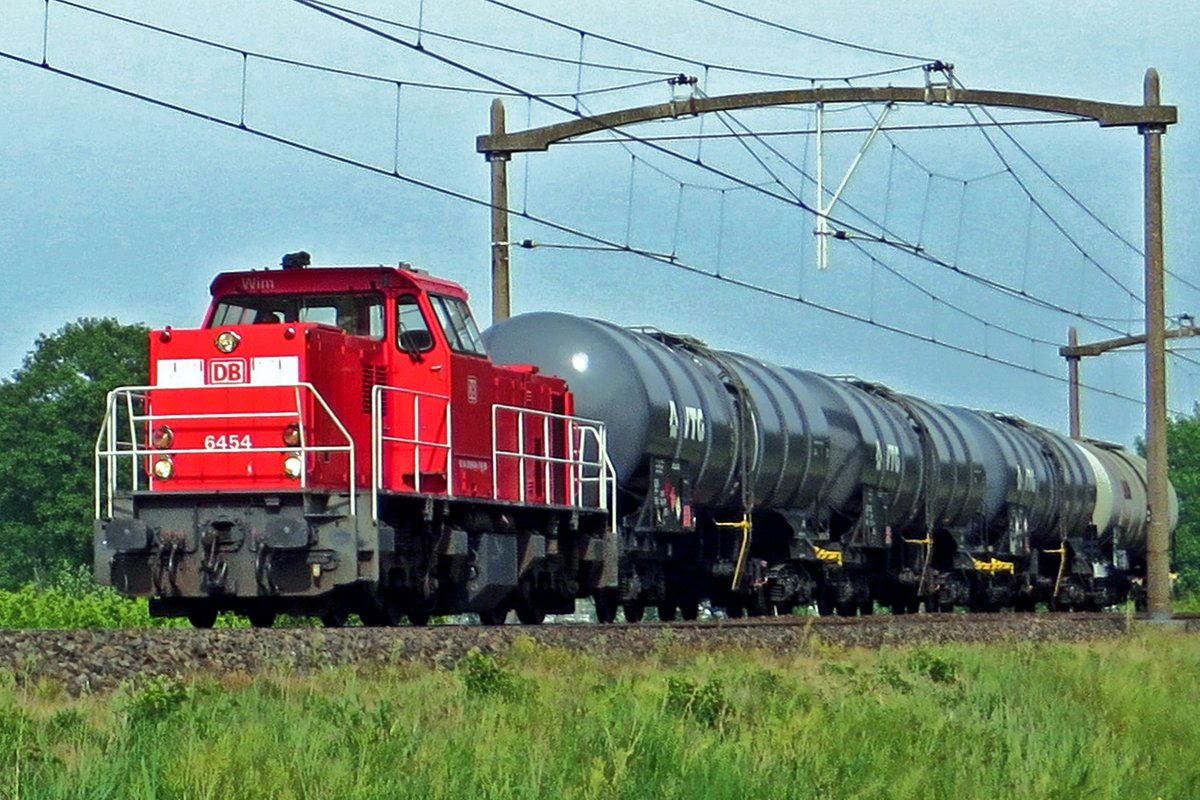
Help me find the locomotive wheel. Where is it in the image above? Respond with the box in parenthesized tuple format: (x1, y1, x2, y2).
(478, 608, 508, 625)
(835, 602, 857, 617)
(248, 610, 277, 629)
(859, 600, 874, 616)
(320, 609, 349, 628)
(657, 605, 677, 622)
(357, 607, 390, 627)
(187, 607, 218, 629)
(816, 596, 834, 617)
(407, 609, 431, 627)
(623, 602, 645, 623)
(515, 601, 546, 625)
(593, 590, 619, 624)
(354, 593, 400, 627)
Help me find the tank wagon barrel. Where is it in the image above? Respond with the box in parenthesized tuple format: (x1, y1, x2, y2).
(484, 311, 1176, 618)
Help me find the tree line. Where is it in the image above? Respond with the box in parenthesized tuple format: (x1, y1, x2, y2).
(1, 318, 1198, 601)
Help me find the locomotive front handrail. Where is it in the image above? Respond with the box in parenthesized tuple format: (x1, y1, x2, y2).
(95, 383, 356, 518)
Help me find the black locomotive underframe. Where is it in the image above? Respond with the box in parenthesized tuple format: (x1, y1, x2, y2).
(97, 489, 613, 625)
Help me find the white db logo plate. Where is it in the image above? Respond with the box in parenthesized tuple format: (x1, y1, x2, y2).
(208, 359, 248, 384)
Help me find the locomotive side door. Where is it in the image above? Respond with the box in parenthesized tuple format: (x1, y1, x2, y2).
(426, 293, 497, 500)
(382, 292, 452, 495)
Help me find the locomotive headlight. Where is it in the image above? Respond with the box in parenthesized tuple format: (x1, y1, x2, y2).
(151, 425, 174, 449)
(215, 330, 241, 353)
(282, 424, 302, 447)
(152, 456, 175, 480)
(283, 454, 303, 480)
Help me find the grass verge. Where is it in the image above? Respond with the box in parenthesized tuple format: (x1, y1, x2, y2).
(1, 630, 1199, 798)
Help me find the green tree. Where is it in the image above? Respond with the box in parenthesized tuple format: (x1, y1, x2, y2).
(1166, 412, 1200, 597)
(0, 319, 148, 588)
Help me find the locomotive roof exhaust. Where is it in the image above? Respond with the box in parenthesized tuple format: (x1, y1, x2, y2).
(281, 251, 311, 270)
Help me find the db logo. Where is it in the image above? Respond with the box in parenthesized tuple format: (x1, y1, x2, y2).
(208, 359, 248, 384)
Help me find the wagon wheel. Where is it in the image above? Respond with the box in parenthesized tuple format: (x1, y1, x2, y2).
(248, 610, 277, 629)
(835, 602, 858, 617)
(187, 606, 218, 629)
(678, 599, 700, 621)
(622, 601, 645, 623)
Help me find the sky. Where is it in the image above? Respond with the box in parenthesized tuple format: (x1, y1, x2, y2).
(1, 0, 1198, 447)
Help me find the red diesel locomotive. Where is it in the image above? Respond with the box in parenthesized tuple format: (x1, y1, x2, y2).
(94, 253, 616, 627)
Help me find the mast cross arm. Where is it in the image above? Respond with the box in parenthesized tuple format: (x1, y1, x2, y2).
(477, 86, 1177, 156)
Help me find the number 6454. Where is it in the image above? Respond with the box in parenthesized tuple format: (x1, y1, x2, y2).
(204, 434, 252, 450)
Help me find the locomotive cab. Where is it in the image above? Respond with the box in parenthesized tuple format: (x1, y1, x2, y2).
(94, 257, 616, 627)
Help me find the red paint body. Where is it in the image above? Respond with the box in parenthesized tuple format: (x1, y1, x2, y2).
(144, 265, 576, 506)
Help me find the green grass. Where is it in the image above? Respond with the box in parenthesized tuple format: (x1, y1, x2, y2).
(2, 631, 1200, 798)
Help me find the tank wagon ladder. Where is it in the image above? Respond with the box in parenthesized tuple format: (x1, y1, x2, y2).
(1013, 417, 1099, 609)
(648, 331, 764, 600)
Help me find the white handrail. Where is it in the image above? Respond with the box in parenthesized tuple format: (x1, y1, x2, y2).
(95, 382, 356, 518)
(371, 385, 453, 522)
(490, 404, 614, 519)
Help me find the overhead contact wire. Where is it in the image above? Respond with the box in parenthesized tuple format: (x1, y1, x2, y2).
(688, 0, 936, 62)
(961, 103, 1143, 304)
(476, 0, 930, 83)
(52, 0, 669, 96)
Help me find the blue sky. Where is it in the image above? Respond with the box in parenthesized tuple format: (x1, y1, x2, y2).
(2, 0, 1198, 446)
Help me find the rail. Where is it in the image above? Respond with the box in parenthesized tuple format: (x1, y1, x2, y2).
(94, 383, 356, 518)
(371, 385, 453, 522)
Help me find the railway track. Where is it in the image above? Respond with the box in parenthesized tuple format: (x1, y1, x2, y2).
(8, 613, 1197, 696)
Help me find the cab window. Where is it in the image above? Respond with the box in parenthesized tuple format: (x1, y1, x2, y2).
(429, 294, 486, 356)
(210, 294, 385, 340)
(396, 295, 434, 353)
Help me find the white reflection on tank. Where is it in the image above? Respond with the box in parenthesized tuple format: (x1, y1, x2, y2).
(571, 352, 589, 372)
